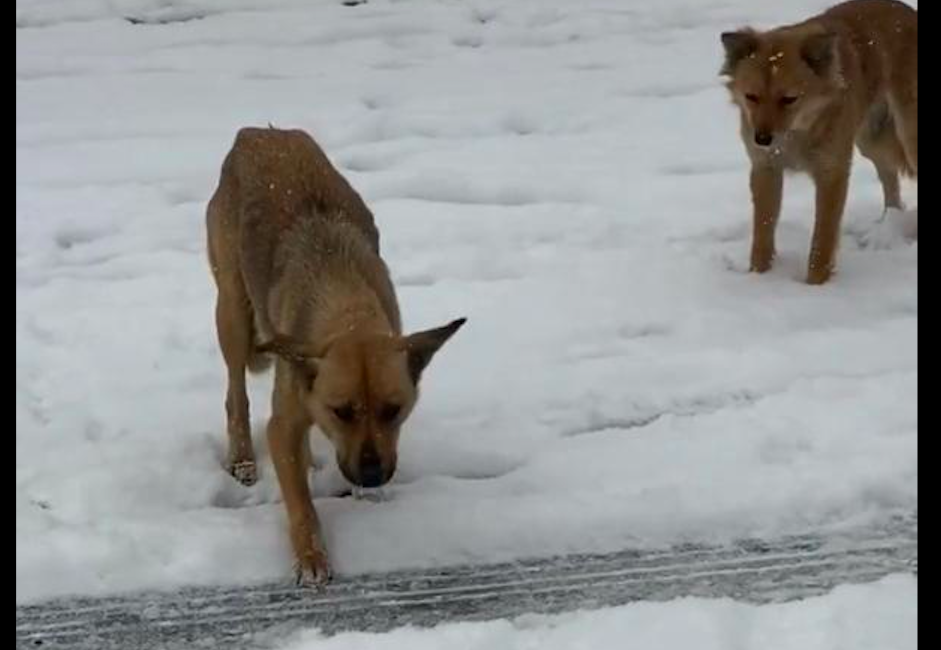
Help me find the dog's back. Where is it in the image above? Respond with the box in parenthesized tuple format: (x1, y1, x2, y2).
(817, 1, 916, 112)
(207, 127, 391, 349)
(221, 127, 378, 248)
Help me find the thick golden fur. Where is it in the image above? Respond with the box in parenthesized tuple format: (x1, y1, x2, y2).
(207, 127, 465, 585)
(722, 0, 917, 284)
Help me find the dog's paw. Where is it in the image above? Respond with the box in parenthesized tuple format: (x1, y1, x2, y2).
(229, 460, 258, 486)
(749, 257, 774, 274)
(806, 268, 833, 285)
(750, 248, 775, 273)
(295, 550, 332, 589)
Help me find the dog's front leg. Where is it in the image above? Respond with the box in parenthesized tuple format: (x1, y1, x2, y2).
(807, 165, 851, 285)
(268, 405, 331, 587)
(749, 164, 783, 273)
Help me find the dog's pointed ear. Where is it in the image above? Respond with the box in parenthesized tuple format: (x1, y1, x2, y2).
(257, 335, 320, 386)
(403, 318, 466, 385)
(801, 30, 837, 76)
(721, 29, 758, 75)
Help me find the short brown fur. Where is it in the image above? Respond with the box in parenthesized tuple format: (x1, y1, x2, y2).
(207, 127, 465, 586)
(721, 0, 917, 284)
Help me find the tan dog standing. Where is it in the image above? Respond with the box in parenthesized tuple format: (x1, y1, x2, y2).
(721, 0, 917, 284)
(206, 127, 465, 586)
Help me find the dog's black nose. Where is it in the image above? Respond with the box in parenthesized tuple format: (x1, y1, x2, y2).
(754, 131, 773, 146)
(359, 461, 384, 488)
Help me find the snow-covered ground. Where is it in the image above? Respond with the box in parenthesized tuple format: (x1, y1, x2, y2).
(17, 0, 916, 628)
(274, 574, 917, 650)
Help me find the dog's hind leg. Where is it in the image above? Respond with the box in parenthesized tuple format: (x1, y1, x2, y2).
(856, 103, 905, 211)
(888, 56, 918, 177)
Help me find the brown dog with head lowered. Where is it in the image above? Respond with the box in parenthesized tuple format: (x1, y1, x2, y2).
(721, 0, 917, 284)
(206, 126, 465, 586)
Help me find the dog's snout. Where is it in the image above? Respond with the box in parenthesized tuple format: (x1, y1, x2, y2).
(754, 131, 773, 147)
(358, 442, 385, 488)
(359, 459, 384, 488)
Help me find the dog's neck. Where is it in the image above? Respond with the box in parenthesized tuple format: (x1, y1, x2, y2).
(275, 220, 400, 351)
(310, 284, 393, 348)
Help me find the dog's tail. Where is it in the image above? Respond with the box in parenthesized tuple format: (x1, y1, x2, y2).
(898, 151, 916, 179)
(247, 314, 274, 374)
(247, 347, 273, 374)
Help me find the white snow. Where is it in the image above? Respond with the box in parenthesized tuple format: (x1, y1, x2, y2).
(274, 574, 917, 650)
(17, 0, 916, 608)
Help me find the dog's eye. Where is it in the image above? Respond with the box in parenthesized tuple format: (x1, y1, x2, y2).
(745, 93, 760, 103)
(379, 403, 401, 423)
(780, 95, 799, 106)
(333, 404, 355, 423)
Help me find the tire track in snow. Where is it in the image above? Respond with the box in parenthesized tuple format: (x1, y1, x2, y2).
(16, 512, 916, 649)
